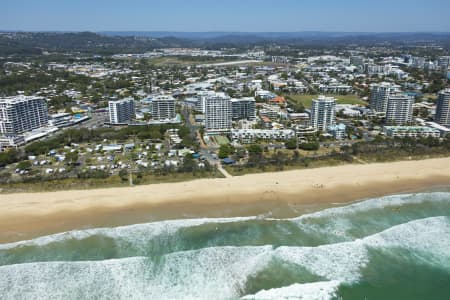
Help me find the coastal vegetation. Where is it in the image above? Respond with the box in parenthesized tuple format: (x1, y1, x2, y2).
(224, 135, 450, 176)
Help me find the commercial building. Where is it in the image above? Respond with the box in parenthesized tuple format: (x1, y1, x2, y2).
(204, 93, 232, 133)
(369, 82, 398, 113)
(231, 97, 256, 121)
(310, 95, 336, 131)
(108, 98, 135, 124)
(383, 126, 440, 138)
(151, 95, 176, 120)
(435, 89, 450, 127)
(0, 96, 49, 135)
(49, 113, 72, 128)
(385, 94, 413, 125)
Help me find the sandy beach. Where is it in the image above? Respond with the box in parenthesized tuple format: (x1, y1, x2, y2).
(1, 157, 450, 243)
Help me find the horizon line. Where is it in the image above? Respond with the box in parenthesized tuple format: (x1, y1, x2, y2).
(1, 30, 450, 34)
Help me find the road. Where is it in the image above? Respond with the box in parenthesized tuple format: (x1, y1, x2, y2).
(75, 112, 108, 129)
(181, 107, 232, 178)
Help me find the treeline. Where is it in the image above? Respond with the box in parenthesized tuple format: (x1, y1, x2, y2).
(0, 32, 187, 56)
(0, 149, 21, 167)
(24, 125, 193, 155)
(237, 146, 351, 172)
(227, 135, 450, 174)
(0, 69, 92, 96)
(347, 136, 450, 161)
(0, 70, 55, 95)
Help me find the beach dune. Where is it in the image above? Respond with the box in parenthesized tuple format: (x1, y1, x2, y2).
(1, 157, 450, 243)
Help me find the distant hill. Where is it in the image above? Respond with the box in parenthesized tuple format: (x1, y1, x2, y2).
(0, 31, 192, 56)
(1, 31, 449, 56)
(101, 31, 450, 42)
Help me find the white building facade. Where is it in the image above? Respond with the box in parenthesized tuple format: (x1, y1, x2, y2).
(152, 95, 176, 120)
(0, 96, 49, 135)
(108, 98, 135, 124)
(385, 94, 413, 125)
(369, 82, 398, 113)
(310, 96, 336, 131)
(205, 93, 232, 133)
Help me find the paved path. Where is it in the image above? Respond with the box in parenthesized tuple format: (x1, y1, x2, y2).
(217, 163, 233, 178)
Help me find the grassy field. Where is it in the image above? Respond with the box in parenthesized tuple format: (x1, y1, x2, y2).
(286, 94, 367, 108)
(214, 135, 230, 146)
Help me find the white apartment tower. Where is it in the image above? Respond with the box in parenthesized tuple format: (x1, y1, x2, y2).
(205, 93, 232, 132)
(385, 94, 414, 125)
(435, 89, 450, 127)
(0, 96, 49, 135)
(369, 82, 398, 113)
(108, 98, 135, 124)
(196, 91, 216, 113)
(152, 95, 176, 120)
(310, 96, 336, 131)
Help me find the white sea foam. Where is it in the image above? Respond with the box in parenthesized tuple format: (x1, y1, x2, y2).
(1, 192, 448, 253)
(0, 246, 274, 300)
(275, 216, 450, 283)
(291, 192, 450, 240)
(0, 216, 258, 251)
(294, 192, 450, 222)
(240, 281, 340, 300)
(1, 217, 449, 300)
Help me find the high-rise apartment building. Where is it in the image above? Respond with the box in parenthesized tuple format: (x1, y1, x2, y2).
(310, 96, 336, 131)
(231, 97, 256, 121)
(151, 95, 176, 120)
(435, 89, 450, 127)
(385, 94, 413, 125)
(369, 83, 398, 113)
(0, 96, 49, 135)
(108, 98, 135, 124)
(205, 93, 232, 132)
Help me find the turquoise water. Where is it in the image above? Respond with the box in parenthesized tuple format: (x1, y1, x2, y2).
(1, 191, 450, 299)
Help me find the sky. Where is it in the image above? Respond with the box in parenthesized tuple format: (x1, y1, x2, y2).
(2, 0, 450, 32)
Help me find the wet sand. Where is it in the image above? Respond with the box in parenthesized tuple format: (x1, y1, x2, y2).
(1, 157, 450, 243)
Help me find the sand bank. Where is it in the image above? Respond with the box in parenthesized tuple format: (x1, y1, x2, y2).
(1, 157, 450, 242)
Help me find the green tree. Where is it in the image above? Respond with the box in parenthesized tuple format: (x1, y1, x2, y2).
(119, 169, 128, 181)
(246, 144, 263, 155)
(218, 144, 234, 159)
(17, 160, 32, 170)
(285, 139, 297, 150)
(65, 151, 79, 165)
(298, 142, 319, 151)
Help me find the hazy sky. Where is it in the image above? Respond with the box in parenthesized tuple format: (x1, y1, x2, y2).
(3, 0, 450, 32)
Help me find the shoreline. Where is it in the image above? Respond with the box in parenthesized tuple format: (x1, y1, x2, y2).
(1, 157, 450, 243)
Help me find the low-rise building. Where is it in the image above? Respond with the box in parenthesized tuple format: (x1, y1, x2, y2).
(383, 126, 440, 138)
(231, 129, 295, 143)
(327, 123, 347, 140)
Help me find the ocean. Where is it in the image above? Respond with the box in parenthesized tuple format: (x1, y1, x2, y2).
(1, 191, 450, 299)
